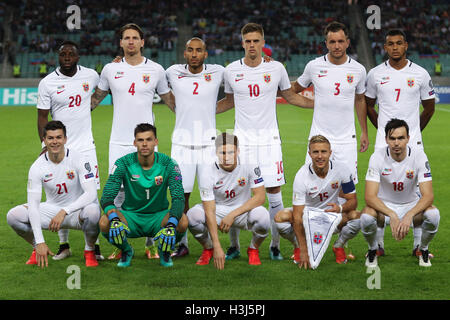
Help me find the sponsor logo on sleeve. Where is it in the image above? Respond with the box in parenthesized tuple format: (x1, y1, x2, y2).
(254, 177, 264, 184)
(85, 173, 94, 179)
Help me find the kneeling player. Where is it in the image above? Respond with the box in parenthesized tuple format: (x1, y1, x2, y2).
(7, 121, 100, 268)
(274, 135, 361, 269)
(99, 123, 188, 268)
(361, 119, 439, 268)
(187, 133, 270, 268)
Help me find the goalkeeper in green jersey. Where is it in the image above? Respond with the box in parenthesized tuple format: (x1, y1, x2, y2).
(99, 123, 188, 267)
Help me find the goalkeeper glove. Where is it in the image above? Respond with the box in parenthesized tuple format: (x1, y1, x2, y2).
(153, 217, 178, 253)
(108, 212, 130, 245)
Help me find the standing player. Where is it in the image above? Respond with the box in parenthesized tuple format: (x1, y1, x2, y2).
(99, 123, 188, 268)
(365, 29, 436, 256)
(292, 21, 369, 184)
(36, 40, 103, 261)
(90, 23, 175, 259)
(217, 22, 314, 260)
(274, 135, 361, 268)
(187, 133, 270, 267)
(361, 119, 439, 268)
(7, 121, 100, 268)
(165, 37, 224, 257)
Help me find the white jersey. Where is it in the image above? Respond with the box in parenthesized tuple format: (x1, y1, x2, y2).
(365, 60, 435, 149)
(199, 160, 265, 210)
(292, 160, 356, 209)
(27, 148, 97, 243)
(166, 64, 224, 146)
(297, 55, 366, 143)
(365, 146, 432, 204)
(224, 59, 291, 145)
(37, 66, 99, 152)
(98, 57, 170, 145)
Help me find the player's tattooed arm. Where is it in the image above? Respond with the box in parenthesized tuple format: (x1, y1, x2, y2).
(280, 87, 314, 109)
(365, 96, 378, 128)
(90, 87, 108, 111)
(37, 109, 49, 155)
(160, 91, 176, 113)
(216, 93, 235, 114)
(420, 98, 435, 131)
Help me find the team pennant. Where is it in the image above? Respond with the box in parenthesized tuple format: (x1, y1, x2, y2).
(303, 207, 342, 269)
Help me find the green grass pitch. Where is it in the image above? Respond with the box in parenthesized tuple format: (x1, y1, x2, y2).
(0, 103, 449, 300)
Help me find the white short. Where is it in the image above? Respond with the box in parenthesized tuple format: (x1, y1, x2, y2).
(382, 200, 419, 227)
(171, 144, 215, 193)
(108, 143, 137, 174)
(192, 203, 266, 230)
(305, 141, 358, 184)
(239, 144, 285, 188)
(80, 148, 100, 190)
(33, 201, 99, 230)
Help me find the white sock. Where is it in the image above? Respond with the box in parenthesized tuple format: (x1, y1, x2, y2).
(376, 225, 385, 248)
(80, 203, 100, 251)
(276, 222, 298, 247)
(334, 219, 360, 248)
(179, 232, 188, 247)
(267, 192, 284, 248)
(58, 229, 69, 244)
(413, 226, 422, 249)
(419, 208, 440, 251)
(229, 227, 240, 249)
(361, 214, 378, 250)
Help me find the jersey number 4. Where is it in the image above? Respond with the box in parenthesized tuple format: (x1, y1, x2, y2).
(129, 82, 136, 95)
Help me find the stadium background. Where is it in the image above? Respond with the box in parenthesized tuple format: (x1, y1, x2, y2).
(0, 0, 449, 301)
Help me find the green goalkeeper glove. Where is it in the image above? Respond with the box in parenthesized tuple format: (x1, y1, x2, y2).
(153, 217, 178, 253)
(108, 212, 130, 245)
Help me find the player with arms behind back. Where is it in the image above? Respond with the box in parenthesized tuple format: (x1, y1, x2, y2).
(292, 21, 369, 185)
(165, 37, 224, 257)
(36, 40, 103, 261)
(218, 23, 313, 261)
(274, 135, 361, 269)
(365, 29, 436, 257)
(361, 119, 439, 268)
(187, 133, 270, 268)
(7, 121, 101, 268)
(91, 23, 175, 259)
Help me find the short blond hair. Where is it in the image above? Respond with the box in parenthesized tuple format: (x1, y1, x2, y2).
(308, 135, 331, 149)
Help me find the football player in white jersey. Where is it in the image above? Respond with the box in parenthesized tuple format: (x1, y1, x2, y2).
(361, 119, 439, 268)
(36, 41, 103, 261)
(165, 37, 224, 258)
(217, 23, 314, 261)
(187, 133, 270, 268)
(274, 135, 361, 269)
(292, 22, 369, 186)
(90, 23, 175, 260)
(365, 29, 436, 257)
(7, 121, 101, 268)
